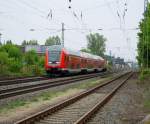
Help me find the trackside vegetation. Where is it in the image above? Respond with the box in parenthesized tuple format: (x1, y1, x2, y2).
(0, 43, 45, 77)
(137, 2, 150, 80)
(137, 2, 150, 114)
(0, 35, 63, 77)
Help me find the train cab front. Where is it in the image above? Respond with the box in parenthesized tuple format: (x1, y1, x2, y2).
(45, 45, 65, 75)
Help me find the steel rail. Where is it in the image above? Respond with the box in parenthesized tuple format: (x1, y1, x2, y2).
(0, 72, 108, 100)
(0, 76, 47, 86)
(14, 72, 130, 124)
(0, 75, 43, 81)
(74, 72, 133, 124)
(0, 72, 108, 86)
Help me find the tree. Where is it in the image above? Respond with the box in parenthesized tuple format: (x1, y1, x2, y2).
(28, 40, 39, 45)
(0, 44, 22, 60)
(6, 40, 12, 44)
(0, 52, 8, 66)
(0, 52, 9, 74)
(0, 44, 23, 73)
(80, 48, 91, 53)
(22, 40, 28, 46)
(21, 40, 39, 46)
(137, 3, 150, 68)
(86, 33, 106, 57)
(8, 46, 22, 60)
(45, 36, 61, 46)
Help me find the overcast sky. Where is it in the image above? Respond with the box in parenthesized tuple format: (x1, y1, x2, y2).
(0, 0, 146, 61)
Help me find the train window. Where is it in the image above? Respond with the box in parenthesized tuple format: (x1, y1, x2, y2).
(48, 51, 61, 62)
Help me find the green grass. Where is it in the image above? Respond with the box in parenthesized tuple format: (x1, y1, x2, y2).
(144, 89, 150, 110)
(40, 91, 64, 101)
(139, 68, 150, 81)
(73, 76, 112, 89)
(144, 100, 150, 109)
(0, 100, 27, 113)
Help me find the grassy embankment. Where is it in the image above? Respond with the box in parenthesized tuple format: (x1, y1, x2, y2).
(139, 69, 150, 111)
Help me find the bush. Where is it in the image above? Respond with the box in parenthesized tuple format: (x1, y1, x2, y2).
(0, 44, 45, 77)
(0, 52, 9, 75)
(8, 46, 22, 60)
(21, 66, 33, 76)
(32, 65, 43, 76)
(8, 58, 23, 73)
(38, 56, 45, 67)
(24, 50, 39, 65)
(139, 68, 150, 80)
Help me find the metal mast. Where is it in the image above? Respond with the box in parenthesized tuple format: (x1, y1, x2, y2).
(61, 23, 65, 47)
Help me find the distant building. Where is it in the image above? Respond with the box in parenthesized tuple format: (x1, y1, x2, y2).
(22, 45, 51, 55)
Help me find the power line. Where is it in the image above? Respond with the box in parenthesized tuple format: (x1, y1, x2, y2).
(82, 0, 117, 12)
(105, 0, 121, 26)
(15, 0, 46, 18)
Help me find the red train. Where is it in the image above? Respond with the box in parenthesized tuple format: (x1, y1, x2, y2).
(45, 45, 107, 75)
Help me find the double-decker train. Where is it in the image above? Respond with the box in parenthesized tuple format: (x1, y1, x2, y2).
(45, 45, 107, 75)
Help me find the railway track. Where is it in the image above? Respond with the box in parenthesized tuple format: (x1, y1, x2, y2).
(0, 72, 109, 100)
(0, 76, 48, 86)
(14, 71, 133, 124)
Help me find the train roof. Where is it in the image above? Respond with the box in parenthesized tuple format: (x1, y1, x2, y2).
(47, 45, 104, 60)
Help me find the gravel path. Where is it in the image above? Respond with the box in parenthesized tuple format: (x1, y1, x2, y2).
(87, 73, 146, 124)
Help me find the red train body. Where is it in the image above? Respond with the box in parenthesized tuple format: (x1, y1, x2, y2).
(45, 45, 106, 75)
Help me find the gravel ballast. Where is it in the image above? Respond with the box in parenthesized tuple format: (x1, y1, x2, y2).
(87, 73, 147, 124)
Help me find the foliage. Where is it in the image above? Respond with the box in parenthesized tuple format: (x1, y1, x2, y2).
(8, 46, 22, 60)
(0, 44, 22, 59)
(6, 40, 13, 44)
(45, 36, 61, 46)
(139, 68, 150, 80)
(80, 48, 91, 53)
(0, 99, 27, 113)
(0, 52, 9, 74)
(0, 44, 23, 73)
(0, 43, 45, 76)
(137, 3, 150, 68)
(0, 52, 9, 65)
(8, 58, 22, 72)
(38, 56, 45, 67)
(22, 40, 28, 46)
(22, 40, 39, 46)
(24, 50, 38, 65)
(83, 33, 106, 57)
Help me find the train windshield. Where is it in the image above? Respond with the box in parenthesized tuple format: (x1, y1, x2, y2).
(48, 51, 61, 62)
